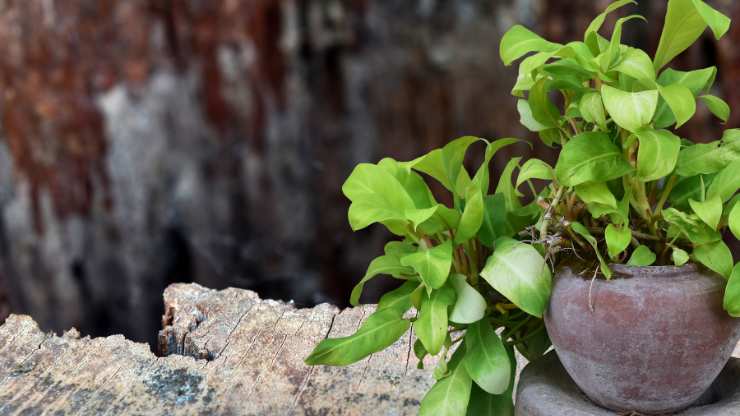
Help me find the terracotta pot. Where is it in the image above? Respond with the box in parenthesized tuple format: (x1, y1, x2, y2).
(544, 263, 740, 414)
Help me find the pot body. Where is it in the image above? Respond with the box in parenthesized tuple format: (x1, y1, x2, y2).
(545, 263, 740, 414)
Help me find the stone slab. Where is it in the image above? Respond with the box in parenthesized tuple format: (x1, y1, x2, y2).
(516, 351, 740, 416)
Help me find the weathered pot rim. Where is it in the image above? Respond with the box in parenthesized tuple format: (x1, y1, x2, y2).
(609, 262, 699, 277)
(560, 262, 702, 279)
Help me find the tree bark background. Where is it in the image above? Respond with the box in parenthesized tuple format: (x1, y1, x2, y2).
(0, 0, 736, 345)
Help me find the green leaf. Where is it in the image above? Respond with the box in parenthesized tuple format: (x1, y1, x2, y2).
(516, 100, 549, 132)
(449, 274, 487, 324)
(689, 195, 722, 230)
(401, 240, 453, 291)
(500, 25, 562, 66)
(529, 79, 560, 128)
(516, 159, 553, 188)
(627, 245, 657, 266)
(601, 85, 658, 132)
(495, 157, 523, 210)
(554, 132, 632, 187)
(692, 0, 731, 39)
(466, 383, 513, 416)
(415, 285, 456, 355)
(575, 182, 617, 209)
(605, 224, 632, 259)
(350, 244, 415, 306)
(456, 191, 485, 244)
(693, 240, 733, 278)
(672, 247, 690, 266)
(614, 46, 656, 83)
(463, 321, 511, 395)
(376, 280, 420, 316)
(658, 67, 717, 95)
(676, 131, 740, 176)
(654, 0, 731, 70)
(706, 160, 740, 203)
(407, 136, 482, 196)
(480, 238, 551, 317)
(663, 207, 722, 244)
(478, 195, 538, 248)
(571, 222, 613, 278)
(700, 95, 730, 123)
(658, 84, 696, 128)
(585, 0, 638, 37)
(729, 202, 740, 239)
(379, 158, 437, 209)
(723, 263, 740, 317)
(635, 129, 681, 181)
(512, 52, 554, 95)
(472, 138, 523, 194)
(600, 15, 646, 72)
(343, 163, 416, 231)
(654, 66, 717, 128)
(305, 308, 410, 366)
(465, 344, 516, 416)
(579, 92, 608, 130)
(419, 347, 473, 416)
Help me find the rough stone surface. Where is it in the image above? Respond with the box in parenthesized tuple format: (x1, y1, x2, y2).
(0, 283, 438, 414)
(516, 352, 740, 416)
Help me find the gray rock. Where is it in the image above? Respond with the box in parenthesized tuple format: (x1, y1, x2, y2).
(516, 352, 740, 416)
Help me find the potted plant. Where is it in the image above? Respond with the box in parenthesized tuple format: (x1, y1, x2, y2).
(500, 0, 740, 413)
(306, 0, 740, 415)
(304, 137, 555, 415)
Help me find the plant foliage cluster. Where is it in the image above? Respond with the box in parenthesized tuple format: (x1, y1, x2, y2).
(306, 1, 739, 414)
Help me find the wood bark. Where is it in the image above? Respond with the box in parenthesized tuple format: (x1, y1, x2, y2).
(0, 283, 438, 414)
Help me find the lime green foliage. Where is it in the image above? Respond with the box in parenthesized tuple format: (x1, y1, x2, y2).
(307, 2, 738, 413)
(502, 0, 737, 285)
(306, 136, 547, 412)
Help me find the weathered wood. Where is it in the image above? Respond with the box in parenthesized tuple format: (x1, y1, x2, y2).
(0, 283, 436, 414)
(1, 283, 738, 414)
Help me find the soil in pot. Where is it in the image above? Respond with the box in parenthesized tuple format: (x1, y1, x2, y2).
(544, 262, 740, 415)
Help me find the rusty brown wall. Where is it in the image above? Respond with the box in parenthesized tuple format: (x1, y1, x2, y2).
(0, 0, 736, 344)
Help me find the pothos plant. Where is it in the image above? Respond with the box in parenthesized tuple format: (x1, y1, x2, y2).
(503, 0, 740, 314)
(304, 136, 552, 415)
(305, 0, 739, 414)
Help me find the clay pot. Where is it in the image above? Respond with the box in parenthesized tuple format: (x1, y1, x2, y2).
(544, 263, 740, 414)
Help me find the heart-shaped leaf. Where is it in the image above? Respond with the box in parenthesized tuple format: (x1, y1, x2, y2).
(627, 245, 657, 266)
(605, 224, 632, 259)
(401, 240, 453, 291)
(689, 195, 722, 230)
(554, 132, 632, 187)
(601, 85, 658, 132)
(693, 240, 733, 278)
(635, 129, 681, 181)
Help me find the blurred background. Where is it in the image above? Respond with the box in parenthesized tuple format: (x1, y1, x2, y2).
(0, 0, 736, 347)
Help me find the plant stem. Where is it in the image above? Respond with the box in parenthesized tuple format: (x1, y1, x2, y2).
(655, 174, 677, 218)
(538, 186, 565, 247)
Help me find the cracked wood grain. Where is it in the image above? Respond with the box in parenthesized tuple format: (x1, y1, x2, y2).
(0, 283, 435, 415)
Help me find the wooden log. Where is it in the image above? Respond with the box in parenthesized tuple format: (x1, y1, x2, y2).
(0, 283, 436, 414)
